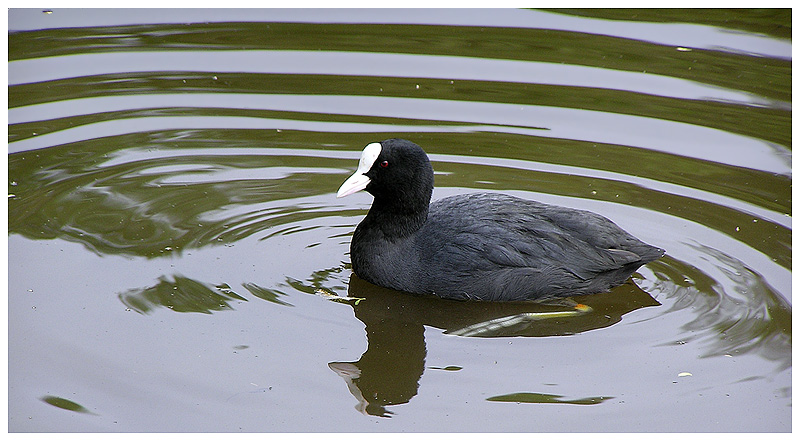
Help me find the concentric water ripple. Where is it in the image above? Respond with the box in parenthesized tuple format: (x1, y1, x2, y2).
(8, 9, 790, 431)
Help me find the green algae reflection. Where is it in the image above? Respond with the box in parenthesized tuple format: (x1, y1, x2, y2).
(40, 395, 95, 414)
(487, 392, 613, 405)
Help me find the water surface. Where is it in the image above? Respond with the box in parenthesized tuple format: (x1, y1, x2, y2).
(8, 8, 791, 432)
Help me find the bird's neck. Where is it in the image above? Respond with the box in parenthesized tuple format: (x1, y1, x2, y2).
(362, 196, 429, 240)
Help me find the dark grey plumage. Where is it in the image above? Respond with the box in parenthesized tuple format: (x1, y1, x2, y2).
(342, 138, 664, 301)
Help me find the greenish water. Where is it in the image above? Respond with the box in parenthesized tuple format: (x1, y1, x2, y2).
(8, 8, 790, 432)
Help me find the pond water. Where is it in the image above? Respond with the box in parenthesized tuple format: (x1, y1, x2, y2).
(7, 8, 791, 432)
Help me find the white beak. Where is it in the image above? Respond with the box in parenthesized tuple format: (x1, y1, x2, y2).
(337, 142, 382, 198)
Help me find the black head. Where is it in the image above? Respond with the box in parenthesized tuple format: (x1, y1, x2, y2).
(337, 139, 434, 214)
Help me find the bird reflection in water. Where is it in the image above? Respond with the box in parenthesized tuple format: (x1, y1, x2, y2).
(322, 273, 660, 417)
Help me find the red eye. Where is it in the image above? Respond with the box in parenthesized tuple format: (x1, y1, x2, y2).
(379, 160, 389, 168)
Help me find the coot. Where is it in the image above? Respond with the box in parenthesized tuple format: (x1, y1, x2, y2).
(337, 138, 664, 301)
